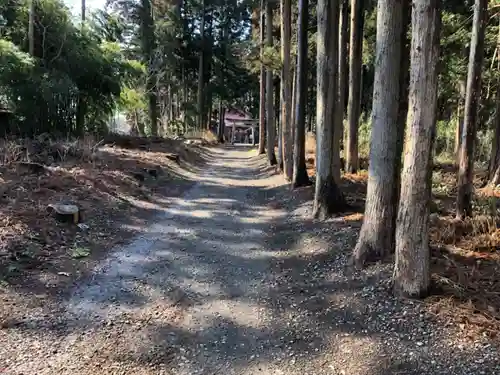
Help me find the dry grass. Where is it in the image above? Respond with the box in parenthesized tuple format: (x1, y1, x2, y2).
(304, 142, 500, 340)
(182, 129, 219, 145)
(426, 171, 500, 340)
(0, 134, 203, 305)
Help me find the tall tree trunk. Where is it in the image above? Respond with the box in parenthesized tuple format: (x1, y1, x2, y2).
(393, 2, 411, 236)
(29, 0, 35, 56)
(251, 8, 259, 40)
(489, 19, 500, 184)
(352, 0, 405, 266)
(204, 13, 214, 129)
(180, 0, 188, 131)
(332, 1, 348, 184)
(218, 102, 225, 143)
(180, 65, 187, 127)
(216, 16, 228, 140)
(207, 98, 213, 130)
(258, 0, 267, 155)
(172, 0, 182, 129)
(488, 17, 500, 185)
(146, 83, 158, 136)
(290, 62, 297, 141)
(338, 0, 349, 149)
(456, 0, 487, 219)
(276, 78, 283, 168)
(394, 0, 440, 298)
(489, 87, 500, 185)
(167, 84, 173, 126)
(345, 0, 364, 173)
(81, 0, 86, 22)
(266, 1, 278, 165)
(292, 0, 311, 187)
(197, 0, 206, 131)
(313, 0, 345, 219)
(141, 0, 158, 136)
(455, 78, 466, 162)
(281, 0, 293, 180)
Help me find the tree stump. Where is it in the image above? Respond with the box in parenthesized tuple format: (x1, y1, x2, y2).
(47, 203, 80, 224)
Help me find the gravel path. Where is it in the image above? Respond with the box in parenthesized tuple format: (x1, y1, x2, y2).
(1, 146, 499, 374)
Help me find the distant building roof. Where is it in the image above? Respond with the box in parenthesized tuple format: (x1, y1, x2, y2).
(224, 108, 254, 122)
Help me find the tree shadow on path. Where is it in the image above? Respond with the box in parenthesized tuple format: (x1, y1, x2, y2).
(2, 146, 499, 375)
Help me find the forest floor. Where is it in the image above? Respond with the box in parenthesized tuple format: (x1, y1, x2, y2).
(0, 143, 499, 374)
(0, 134, 210, 330)
(303, 133, 500, 340)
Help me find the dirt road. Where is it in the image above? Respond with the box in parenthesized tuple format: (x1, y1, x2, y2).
(2, 146, 498, 374)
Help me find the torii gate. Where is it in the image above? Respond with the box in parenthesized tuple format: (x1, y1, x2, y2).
(223, 108, 259, 144)
(225, 119, 259, 144)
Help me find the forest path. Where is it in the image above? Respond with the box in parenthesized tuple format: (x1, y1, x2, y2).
(4, 145, 498, 375)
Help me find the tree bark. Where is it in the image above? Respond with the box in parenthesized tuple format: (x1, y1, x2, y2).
(456, 0, 487, 219)
(207, 97, 213, 130)
(266, 1, 278, 165)
(313, 0, 346, 219)
(290, 62, 297, 140)
(276, 78, 283, 168)
(204, 13, 214, 130)
(292, 0, 311, 188)
(345, 0, 364, 173)
(281, 0, 293, 180)
(489, 17, 500, 185)
(218, 102, 225, 143)
(141, 0, 158, 136)
(216, 17, 228, 142)
(394, 0, 440, 298)
(352, 0, 405, 266)
(338, 0, 349, 149)
(258, 0, 267, 155)
(180, 65, 187, 128)
(392, 2, 411, 237)
(332, 0, 349, 184)
(455, 78, 466, 162)
(29, 0, 35, 56)
(251, 8, 259, 41)
(81, 0, 86, 22)
(489, 87, 500, 185)
(197, 0, 206, 131)
(167, 84, 173, 125)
